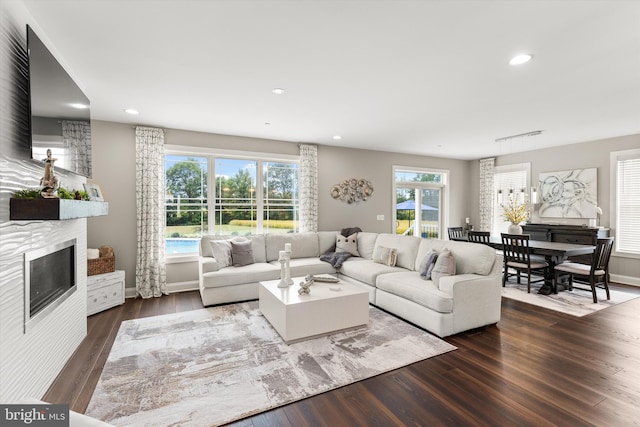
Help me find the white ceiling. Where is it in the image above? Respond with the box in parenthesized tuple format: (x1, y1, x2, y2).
(21, 0, 640, 160)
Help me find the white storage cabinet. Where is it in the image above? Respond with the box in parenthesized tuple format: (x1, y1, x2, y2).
(87, 270, 125, 316)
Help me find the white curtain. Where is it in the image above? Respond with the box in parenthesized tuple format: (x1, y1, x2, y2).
(299, 144, 318, 232)
(479, 157, 495, 232)
(135, 126, 167, 298)
(62, 120, 92, 177)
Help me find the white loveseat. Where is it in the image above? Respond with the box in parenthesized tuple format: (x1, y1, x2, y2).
(199, 231, 502, 337)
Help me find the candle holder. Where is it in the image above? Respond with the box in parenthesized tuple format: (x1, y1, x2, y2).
(277, 250, 288, 288)
(284, 243, 293, 286)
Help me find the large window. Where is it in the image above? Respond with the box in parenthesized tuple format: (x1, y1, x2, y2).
(492, 163, 530, 235)
(611, 148, 640, 257)
(393, 167, 447, 238)
(165, 149, 299, 255)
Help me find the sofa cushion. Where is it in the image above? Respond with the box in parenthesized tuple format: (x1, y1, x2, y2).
(318, 231, 338, 254)
(336, 233, 360, 256)
(372, 245, 398, 267)
(357, 232, 379, 260)
(442, 240, 495, 276)
(431, 248, 456, 286)
(372, 234, 421, 270)
(340, 258, 405, 286)
(266, 233, 319, 261)
(376, 271, 454, 313)
(201, 263, 280, 288)
(208, 240, 233, 268)
(201, 235, 267, 263)
(415, 239, 495, 276)
(231, 240, 254, 266)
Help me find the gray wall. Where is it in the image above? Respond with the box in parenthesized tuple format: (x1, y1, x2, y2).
(470, 133, 640, 284)
(88, 121, 472, 292)
(317, 144, 471, 233)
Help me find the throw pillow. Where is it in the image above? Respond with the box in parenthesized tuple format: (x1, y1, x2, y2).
(231, 239, 255, 266)
(431, 248, 456, 286)
(336, 233, 360, 256)
(372, 245, 398, 267)
(209, 240, 232, 268)
(419, 249, 439, 280)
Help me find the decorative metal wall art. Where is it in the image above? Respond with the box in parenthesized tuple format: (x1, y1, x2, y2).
(330, 178, 374, 204)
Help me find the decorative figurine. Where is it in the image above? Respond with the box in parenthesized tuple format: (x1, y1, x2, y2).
(298, 274, 314, 295)
(284, 243, 293, 286)
(40, 149, 59, 198)
(277, 250, 288, 288)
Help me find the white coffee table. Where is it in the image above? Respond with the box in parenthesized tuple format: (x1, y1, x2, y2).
(259, 277, 369, 343)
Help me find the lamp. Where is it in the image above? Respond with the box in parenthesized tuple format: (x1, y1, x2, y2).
(530, 186, 538, 204)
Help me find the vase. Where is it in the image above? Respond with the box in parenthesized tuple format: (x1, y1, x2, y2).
(508, 223, 523, 235)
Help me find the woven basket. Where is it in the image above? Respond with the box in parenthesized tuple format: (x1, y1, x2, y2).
(88, 256, 115, 276)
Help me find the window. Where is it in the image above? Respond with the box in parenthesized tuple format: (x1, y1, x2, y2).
(165, 149, 299, 255)
(393, 167, 447, 238)
(492, 163, 530, 235)
(165, 155, 208, 255)
(611, 148, 640, 257)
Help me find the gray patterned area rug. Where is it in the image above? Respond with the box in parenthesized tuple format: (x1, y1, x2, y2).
(85, 301, 456, 426)
(502, 282, 639, 317)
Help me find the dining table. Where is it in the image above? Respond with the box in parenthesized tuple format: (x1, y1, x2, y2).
(452, 235, 596, 295)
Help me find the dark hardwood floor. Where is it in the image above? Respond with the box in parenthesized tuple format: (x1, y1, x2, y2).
(44, 285, 640, 426)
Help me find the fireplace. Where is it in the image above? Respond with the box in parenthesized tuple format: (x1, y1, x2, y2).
(24, 238, 77, 333)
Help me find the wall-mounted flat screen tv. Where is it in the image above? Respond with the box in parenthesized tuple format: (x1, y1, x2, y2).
(27, 25, 92, 178)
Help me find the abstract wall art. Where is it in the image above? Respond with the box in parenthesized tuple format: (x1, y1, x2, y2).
(538, 168, 598, 218)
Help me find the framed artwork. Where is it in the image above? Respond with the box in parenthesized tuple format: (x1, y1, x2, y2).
(84, 183, 104, 202)
(538, 168, 597, 218)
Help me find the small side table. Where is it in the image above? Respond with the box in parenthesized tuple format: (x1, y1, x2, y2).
(87, 270, 125, 316)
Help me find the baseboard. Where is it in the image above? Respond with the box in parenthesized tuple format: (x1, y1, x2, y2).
(124, 281, 199, 298)
(611, 274, 640, 287)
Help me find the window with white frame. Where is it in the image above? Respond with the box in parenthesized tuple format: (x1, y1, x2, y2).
(393, 166, 447, 239)
(164, 149, 299, 255)
(492, 163, 530, 235)
(611, 148, 640, 256)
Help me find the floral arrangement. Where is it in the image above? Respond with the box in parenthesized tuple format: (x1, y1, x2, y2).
(501, 197, 529, 224)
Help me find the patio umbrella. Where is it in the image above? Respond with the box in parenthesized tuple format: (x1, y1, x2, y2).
(395, 200, 437, 211)
(396, 200, 438, 230)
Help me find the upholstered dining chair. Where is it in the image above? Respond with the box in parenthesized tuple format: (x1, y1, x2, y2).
(553, 237, 615, 303)
(501, 233, 549, 293)
(468, 231, 491, 245)
(447, 227, 464, 240)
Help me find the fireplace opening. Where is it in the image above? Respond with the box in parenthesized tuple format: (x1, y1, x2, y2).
(24, 238, 77, 333)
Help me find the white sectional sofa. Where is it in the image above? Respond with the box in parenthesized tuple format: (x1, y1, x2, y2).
(199, 231, 502, 337)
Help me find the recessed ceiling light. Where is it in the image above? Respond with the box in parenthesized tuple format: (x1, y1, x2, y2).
(509, 54, 533, 65)
(272, 88, 285, 95)
(264, 122, 271, 126)
(124, 108, 139, 115)
(333, 135, 342, 140)
(70, 103, 88, 109)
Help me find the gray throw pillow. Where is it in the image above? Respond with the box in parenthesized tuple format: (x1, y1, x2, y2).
(231, 239, 255, 266)
(419, 249, 439, 280)
(336, 233, 360, 256)
(208, 240, 232, 268)
(431, 249, 456, 286)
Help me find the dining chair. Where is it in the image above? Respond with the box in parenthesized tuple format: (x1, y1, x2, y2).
(468, 231, 491, 245)
(553, 237, 615, 303)
(501, 233, 549, 293)
(447, 227, 464, 240)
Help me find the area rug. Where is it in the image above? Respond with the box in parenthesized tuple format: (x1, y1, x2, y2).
(502, 282, 639, 317)
(85, 301, 456, 426)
